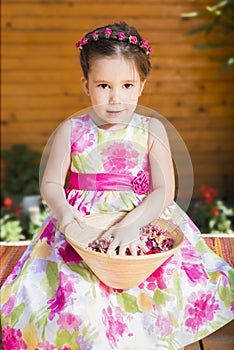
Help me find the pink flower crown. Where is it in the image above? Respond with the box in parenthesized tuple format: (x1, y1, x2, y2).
(76, 27, 152, 56)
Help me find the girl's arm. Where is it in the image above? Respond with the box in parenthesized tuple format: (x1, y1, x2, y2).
(41, 120, 84, 232)
(105, 118, 175, 255)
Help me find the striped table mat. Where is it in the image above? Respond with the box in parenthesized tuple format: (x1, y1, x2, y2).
(0, 242, 29, 287)
(204, 237, 234, 268)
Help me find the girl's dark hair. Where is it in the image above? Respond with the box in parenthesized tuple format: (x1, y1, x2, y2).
(79, 22, 151, 81)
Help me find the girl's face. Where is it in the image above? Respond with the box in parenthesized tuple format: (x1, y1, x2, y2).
(81, 56, 145, 129)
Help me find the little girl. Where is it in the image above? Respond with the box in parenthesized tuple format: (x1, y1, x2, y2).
(1, 22, 233, 350)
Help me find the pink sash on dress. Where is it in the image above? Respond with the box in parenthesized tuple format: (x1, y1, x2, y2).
(69, 170, 150, 195)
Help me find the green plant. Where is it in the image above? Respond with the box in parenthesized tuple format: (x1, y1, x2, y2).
(181, 0, 234, 75)
(0, 214, 26, 242)
(188, 185, 234, 233)
(1, 144, 41, 205)
(0, 196, 48, 241)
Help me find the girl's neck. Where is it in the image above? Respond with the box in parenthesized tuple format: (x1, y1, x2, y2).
(90, 111, 133, 131)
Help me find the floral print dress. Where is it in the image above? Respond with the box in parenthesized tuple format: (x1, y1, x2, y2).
(1, 113, 233, 350)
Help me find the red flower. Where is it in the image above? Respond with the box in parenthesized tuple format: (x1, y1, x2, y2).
(14, 207, 21, 218)
(3, 197, 13, 208)
(211, 206, 219, 216)
(200, 185, 217, 204)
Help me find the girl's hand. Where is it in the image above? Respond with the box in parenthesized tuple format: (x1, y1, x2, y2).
(102, 223, 146, 256)
(59, 205, 85, 233)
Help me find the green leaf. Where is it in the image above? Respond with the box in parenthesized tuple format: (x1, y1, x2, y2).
(195, 43, 228, 50)
(117, 293, 141, 313)
(218, 285, 233, 308)
(172, 273, 183, 310)
(180, 0, 234, 76)
(69, 263, 93, 282)
(228, 269, 234, 289)
(168, 311, 179, 328)
(0, 215, 25, 242)
(35, 310, 50, 328)
(71, 155, 81, 172)
(0, 301, 25, 328)
(208, 320, 228, 330)
(195, 240, 211, 253)
(217, 55, 234, 76)
(181, 11, 199, 19)
(29, 305, 50, 327)
(194, 329, 210, 341)
(55, 329, 79, 348)
(82, 324, 98, 342)
(11, 302, 26, 327)
(153, 289, 173, 307)
(45, 261, 59, 297)
(184, 23, 216, 36)
(209, 0, 230, 11)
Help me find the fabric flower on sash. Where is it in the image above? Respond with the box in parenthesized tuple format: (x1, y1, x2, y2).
(131, 170, 149, 195)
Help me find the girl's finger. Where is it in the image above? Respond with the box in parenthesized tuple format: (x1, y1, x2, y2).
(118, 245, 127, 256)
(107, 239, 119, 255)
(129, 243, 138, 256)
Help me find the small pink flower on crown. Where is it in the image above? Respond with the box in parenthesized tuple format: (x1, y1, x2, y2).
(75, 41, 81, 48)
(129, 35, 138, 44)
(81, 37, 88, 45)
(141, 39, 149, 49)
(104, 27, 112, 38)
(76, 37, 87, 49)
(148, 46, 153, 55)
(118, 32, 126, 40)
(91, 31, 99, 41)
(80, 37, 88, 46)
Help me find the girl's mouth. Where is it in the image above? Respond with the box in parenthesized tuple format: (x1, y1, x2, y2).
(107, 110, 123, 114)
(106, 108, 126, 116)
(106, 104, 127, 115)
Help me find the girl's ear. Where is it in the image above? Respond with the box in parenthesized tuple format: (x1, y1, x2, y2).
(81, 76, 89, 96)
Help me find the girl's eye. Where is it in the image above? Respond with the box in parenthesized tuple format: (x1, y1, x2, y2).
(123, 83, 133, 89)
(98, 84, 110, 89)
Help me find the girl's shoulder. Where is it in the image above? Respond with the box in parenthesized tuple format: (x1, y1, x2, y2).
(148, 117, 170, 148)
(149, 117, 166, 132)
(54, 118, 71, 137)
(52, 115, 90, 142)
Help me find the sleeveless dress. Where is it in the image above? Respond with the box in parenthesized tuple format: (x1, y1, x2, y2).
(1, 113, 233, 350)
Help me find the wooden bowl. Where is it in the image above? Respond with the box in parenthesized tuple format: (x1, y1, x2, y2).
(65, 212, 184, 289)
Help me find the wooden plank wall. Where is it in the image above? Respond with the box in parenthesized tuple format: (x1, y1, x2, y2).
(1, 0, 234, 199)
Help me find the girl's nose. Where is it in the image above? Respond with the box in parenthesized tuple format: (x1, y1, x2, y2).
(109, 88, 120, 104)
